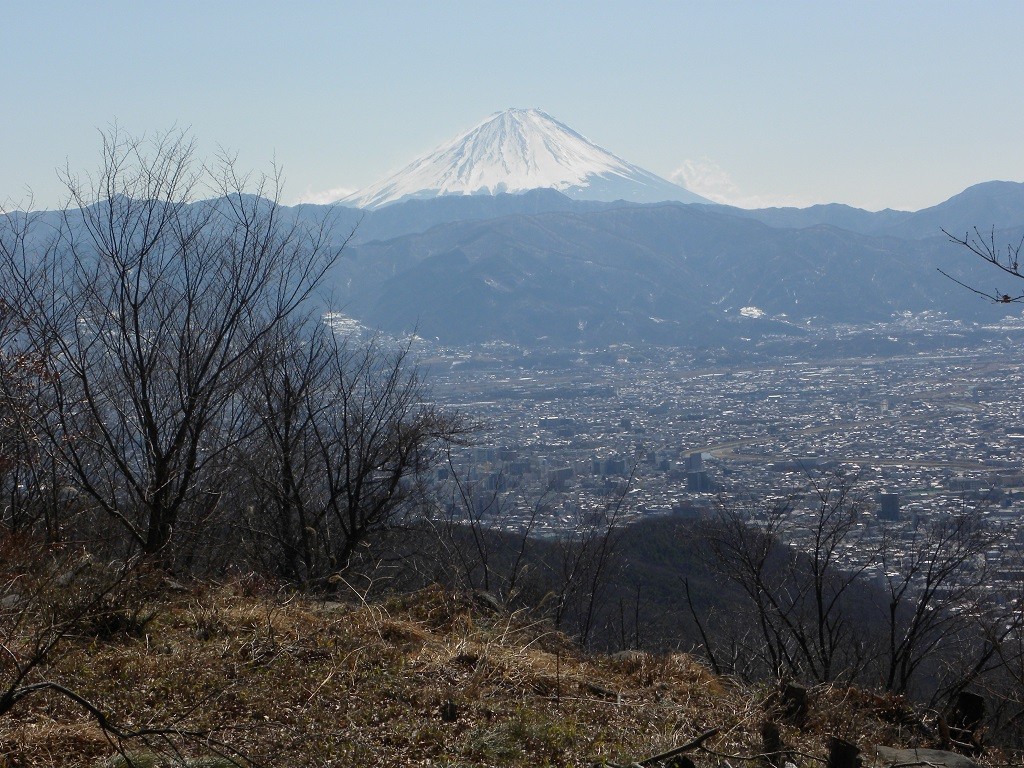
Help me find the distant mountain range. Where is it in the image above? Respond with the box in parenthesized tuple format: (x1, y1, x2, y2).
(8, 106, 1024, 350)
(310, 179, 1024, 248)
(715, 180, 1024, 240)
(316, 185, 1024, 346)
(12, 181, 1024, 350)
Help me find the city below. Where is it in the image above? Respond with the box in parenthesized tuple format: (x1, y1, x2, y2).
(403, 312, 1024, 600)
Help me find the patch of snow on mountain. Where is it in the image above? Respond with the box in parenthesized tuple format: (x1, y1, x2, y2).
(342, 108, 708, 209)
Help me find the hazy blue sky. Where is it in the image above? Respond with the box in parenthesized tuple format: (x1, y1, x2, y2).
(5, 1, 1023, 211)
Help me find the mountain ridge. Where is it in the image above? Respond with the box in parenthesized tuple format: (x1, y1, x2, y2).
(9, 177, 1024, 349)
(329, 199, 1019, 346)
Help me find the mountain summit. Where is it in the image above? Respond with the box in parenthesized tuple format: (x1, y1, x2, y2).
(341, 108, 709, 209)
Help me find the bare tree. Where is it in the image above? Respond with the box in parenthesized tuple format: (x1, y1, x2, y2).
(940, 226, 1024, 304)
(962, 551, 1024, 746)
(429, 450, 546, 601)
(876, 506, 992, 695)
(422, 455, 631, 648)
(536, 471, 632, 648)
(0, 205, 64, 539)
(239, 324, 466, 587)
(699, 472, 875, 684)
(236, 319, 328, 584)
(937, 226, 1024, 743)
(0, 128, 338, 565)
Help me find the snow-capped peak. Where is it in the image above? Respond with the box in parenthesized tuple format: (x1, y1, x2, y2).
(341, 108, 708, 209)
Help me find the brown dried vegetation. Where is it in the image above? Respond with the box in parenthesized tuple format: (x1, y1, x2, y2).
(2, 583, 1019, 767)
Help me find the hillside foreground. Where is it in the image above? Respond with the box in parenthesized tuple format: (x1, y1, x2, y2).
(0, 580, 1013, 767)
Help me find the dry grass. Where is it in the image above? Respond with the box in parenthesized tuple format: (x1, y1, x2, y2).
(1, 582, 1018, 767)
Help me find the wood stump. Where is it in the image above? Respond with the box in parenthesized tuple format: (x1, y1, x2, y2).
(781, 682, 809, 727)
(827, 737, 861, 768)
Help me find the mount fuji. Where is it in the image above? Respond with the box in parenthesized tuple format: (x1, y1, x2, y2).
(341, 108, 709, 209)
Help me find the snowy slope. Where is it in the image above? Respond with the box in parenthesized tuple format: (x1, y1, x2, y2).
(341, 108, 709, 209)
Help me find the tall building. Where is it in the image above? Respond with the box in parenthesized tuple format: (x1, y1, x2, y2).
(686, 452, 703, 473)
(688, 470, 712, 493)
(878, 493, 900, 521)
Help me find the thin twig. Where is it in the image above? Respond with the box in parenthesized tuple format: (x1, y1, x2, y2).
(701, 745, 828, 764)
(610, 727, 721, 767)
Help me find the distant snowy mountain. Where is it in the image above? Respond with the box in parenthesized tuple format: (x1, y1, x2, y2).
(341, 108, 709, 209)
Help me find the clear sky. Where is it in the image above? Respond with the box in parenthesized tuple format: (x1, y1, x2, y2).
(4, 1, 1024, 212)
